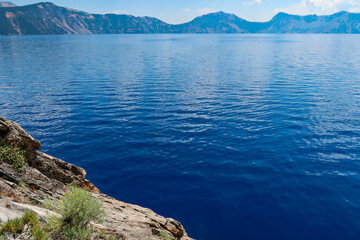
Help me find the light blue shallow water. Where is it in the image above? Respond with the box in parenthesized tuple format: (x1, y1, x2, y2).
(1, 34, 360, 240)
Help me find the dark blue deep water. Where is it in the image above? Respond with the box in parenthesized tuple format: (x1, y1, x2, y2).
(1, 34, 360, 240)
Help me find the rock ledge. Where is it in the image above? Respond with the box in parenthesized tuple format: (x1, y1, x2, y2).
(0, 117, 192, 240)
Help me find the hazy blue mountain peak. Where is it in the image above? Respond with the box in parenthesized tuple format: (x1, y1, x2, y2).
(0, 1, 16, 7)
(271, 12, 295, 20)
(199, 11, 242, 19)
(335, 10, 349, 15)
(36, 2, 57, 7)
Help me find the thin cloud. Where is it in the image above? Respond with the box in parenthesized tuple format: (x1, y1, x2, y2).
(108, 10, 129, 15)
(243, 0, 263, 6)
(273, 0, 360, 15)
(181, 8, 191, 12)
(348, 6, 360, 12)
(198, 8, 215, 15)
(308, 0, 346, 9)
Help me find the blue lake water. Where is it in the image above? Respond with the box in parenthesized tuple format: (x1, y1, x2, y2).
(1, 34, 360, 239)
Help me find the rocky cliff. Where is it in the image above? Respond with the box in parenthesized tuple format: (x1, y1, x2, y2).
(0, 117, 192, 240)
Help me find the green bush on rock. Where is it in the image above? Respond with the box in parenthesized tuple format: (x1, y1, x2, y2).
(47, 187, 104, 240)
(0, 143, 26, 172)
(63, 224, 93, 240)
(1, 188, 105, 240)
(0, 217, 24, 235)
(0, 210, 48, 240)
(157, 230, 172, 240)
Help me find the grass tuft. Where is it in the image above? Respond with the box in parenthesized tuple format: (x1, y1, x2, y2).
(0, 210, 48, 240)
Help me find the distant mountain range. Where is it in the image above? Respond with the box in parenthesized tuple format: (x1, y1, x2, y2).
(1, 1, 360, 35)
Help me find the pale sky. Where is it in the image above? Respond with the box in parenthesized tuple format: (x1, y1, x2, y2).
(11, 0, 360, 24)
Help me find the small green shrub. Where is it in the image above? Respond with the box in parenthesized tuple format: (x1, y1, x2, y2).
(0, 211, 48, 240)
(32, 226, 49, 240)
(63, 224, 93, 240)
(22, 210, 38, 224)
(96, 232, 107, 239)
(44, 215, 62, 233)
(0, 217, 24, 235)
(157, 230, 172, 240)
(60, 187, 104, 227)
(46, 187, 104, 240)
(0, 143, 26, 172)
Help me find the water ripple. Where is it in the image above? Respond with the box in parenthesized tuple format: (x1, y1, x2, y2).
(1, 34, 360, 240)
